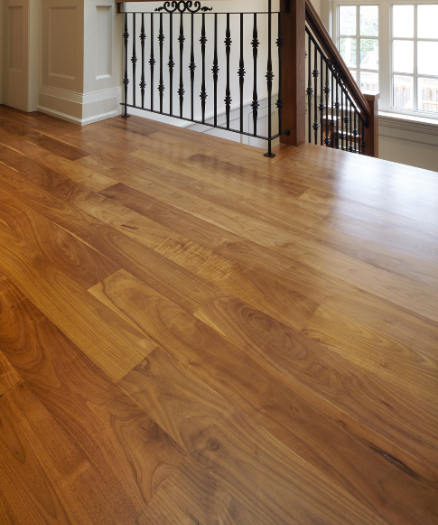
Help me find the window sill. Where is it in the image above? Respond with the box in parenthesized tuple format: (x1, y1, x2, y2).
(379, 111, 438, 137)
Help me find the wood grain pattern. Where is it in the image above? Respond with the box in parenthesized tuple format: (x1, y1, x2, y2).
(0, 382, 140, 525)
(98, 271, 438, 494)
(0, 222, 155, 382)
(0, 187, 119, 289)
(0, 276, 184, 517)
(121, 347, 389, 525)
(0, 350, 22, 396)
(0, 107, 437, 524)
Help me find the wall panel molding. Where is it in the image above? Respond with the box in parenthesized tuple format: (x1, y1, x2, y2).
(48, 6, 77, 80)
(5, 0, 29, 110)
(96, 5, 112, 79)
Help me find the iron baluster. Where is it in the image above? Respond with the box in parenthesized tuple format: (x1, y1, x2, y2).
(212, 13, 219, 127)
(251, 13, 259, 136)
(132, 14, 137, 107)
(324, 57, 329, 146)
(361, 119, 365, 154)
(340, 87, 344, 150)
(158, 13, 165, 113)
(307, 33, 312, 144)
(169, 12, 175, 115)
(238, 13, 245, 133)
(190, 13, 196, 121)
(335, 78, 339, 149)
(150, 13, 155, 110)
(350, 101, 353, 152)
(178, 13, 185, 117)
(264, 0, 275, 157)
(319, 52, 324, 146)
(276, 12, 283, 135)
(313, 39, 318, 145)
(346, 100, 349, 151)
(354, 109, 357, 153)
(200, 12, 207, 123)
(140, 14, 146, 109)
(224, 13, 232, 130)
(122, 13, 130, 117)
(330, 67, 334, 147)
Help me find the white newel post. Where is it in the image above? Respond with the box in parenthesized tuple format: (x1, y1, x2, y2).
(39, 0, 123, 124)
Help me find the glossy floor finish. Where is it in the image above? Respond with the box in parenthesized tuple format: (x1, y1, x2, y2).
(0, 105, 437, 525)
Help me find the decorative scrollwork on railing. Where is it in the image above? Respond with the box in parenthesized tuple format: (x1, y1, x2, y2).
(155, 1, 213, 14)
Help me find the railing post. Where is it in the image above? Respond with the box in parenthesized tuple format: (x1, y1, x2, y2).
(363, 93, 379, 158)
(280, 0, 306, 147)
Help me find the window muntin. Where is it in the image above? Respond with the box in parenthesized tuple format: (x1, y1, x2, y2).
(335, 1, 438, 119)
(391, 4, 438, 114)
(338, 5, 379, 93)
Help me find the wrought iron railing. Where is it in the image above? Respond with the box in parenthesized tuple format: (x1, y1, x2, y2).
(119, 1, 290, 157)
(305, 25, 367, 154)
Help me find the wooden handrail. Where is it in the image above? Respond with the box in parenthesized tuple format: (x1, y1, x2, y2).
(305, 0, 371, 119)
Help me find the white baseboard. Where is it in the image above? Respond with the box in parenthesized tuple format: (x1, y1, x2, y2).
(37, 106, 120, 126)
(38, 85, 122, 126)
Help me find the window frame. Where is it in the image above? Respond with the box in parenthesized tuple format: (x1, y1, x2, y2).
(337, 4, 380, 91)
(332, 0, 438, 121)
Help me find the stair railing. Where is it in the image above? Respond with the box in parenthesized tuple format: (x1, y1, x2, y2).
(116, 0, 379, 158)
(304, 0, 379, 156)
(116, 0, 291, 158)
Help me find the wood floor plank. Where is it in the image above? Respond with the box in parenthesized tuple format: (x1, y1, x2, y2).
(79, 146, 327, 227)
(302, 306, 438, 407)
(0, 120, 88, 161)
(0, 162, 227, 314)
(98, 269, 438, 525)
(0, 382, 139, 525)
(0, 139, 114, 192)
(94, 164, 438, 324)
(135, 456, 266, 525)
(0, 223, 155, 382)
(6, 144, 435, 322)
(121, 347, 389, 525)
(324, 288, 438, 359)
(0, 276, 184, 514)
(63, 125, 153, 154)
(154, 237, 320, 331)
(100, 178, 438, 325)
(0, 188, 119, 289)
(1, 107, 437, 524)
(0, 351, 22, 396)
(97, 181, 353, 304)
(0, 106, 81, 138)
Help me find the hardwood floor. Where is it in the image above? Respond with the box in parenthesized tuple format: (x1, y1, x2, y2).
(0, 105, 437, 525)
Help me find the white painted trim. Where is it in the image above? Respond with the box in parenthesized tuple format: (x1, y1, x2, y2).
(37, 105, 120, 125)
(39, 84, 122, 105)
(379, 111, 438, 136)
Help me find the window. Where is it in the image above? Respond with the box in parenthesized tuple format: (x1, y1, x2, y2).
(338, 5, 379, 92)
(334, 1, 438, 119)
(392, 4, 438, 113)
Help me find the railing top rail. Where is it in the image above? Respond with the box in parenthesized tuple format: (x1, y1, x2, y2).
(305, 0, 371, 118)
(120, 10, 286, 14)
